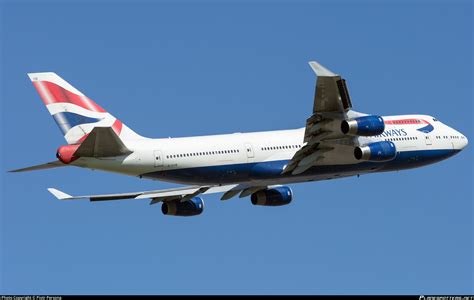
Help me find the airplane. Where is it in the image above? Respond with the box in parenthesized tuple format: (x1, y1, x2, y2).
(10, 61, 468, 217)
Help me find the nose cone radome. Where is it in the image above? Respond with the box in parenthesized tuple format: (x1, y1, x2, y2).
(461, 135, 468, 149)
(449, 127, 468, 151)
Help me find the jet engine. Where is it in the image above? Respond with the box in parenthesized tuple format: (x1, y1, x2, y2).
(251, 186, 293, 206)
(341, 115, 385, 136)
(354, 141, 397, 162)
(161, 197, 204, 216)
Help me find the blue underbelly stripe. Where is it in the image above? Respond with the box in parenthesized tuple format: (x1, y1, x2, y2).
(140, 149, 460, 185)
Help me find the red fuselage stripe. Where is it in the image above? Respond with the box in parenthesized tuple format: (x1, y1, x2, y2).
(384, 118, 430, 125)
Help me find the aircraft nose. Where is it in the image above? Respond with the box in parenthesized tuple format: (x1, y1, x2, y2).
(461, 135, 468, 149)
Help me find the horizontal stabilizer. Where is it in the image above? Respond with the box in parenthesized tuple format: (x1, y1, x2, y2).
(9, 161, 65, 172)
(74, 127, 131, 157)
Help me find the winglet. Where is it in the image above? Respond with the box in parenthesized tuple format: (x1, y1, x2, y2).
(308, 61, 338, 77)
(47, 188, 72, 200)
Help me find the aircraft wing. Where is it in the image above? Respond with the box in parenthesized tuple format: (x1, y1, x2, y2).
(282, 61, 360, 175)
(47, 183, 270, 204)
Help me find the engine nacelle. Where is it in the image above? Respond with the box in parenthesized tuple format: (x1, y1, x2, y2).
(56, 144, 80, 164)
(341, 115, 385, 136)
(354, 141, 397, 162)
(161, 197, 204, 217)
(251, 186, 293, 206)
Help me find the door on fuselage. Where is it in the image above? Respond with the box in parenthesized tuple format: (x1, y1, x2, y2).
(154, 150, 164, 167)
(424, 135, 432, 146)
(245, 143, 255, 158)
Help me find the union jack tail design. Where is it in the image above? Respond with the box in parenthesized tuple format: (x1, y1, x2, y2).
(28, 72, 143, 144)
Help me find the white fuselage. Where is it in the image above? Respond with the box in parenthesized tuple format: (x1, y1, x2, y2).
(72, 114, 468, 186)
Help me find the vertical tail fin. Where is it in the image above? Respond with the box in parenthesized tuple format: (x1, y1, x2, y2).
(28, 72, 144, 144)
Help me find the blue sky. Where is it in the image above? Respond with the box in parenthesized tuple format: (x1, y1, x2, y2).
(1, 0, 472, 295)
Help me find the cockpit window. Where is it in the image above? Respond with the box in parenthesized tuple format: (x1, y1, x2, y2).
(433, 118, 439, 122)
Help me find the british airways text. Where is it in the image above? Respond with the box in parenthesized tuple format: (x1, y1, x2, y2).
(375, 128, 408, 137)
